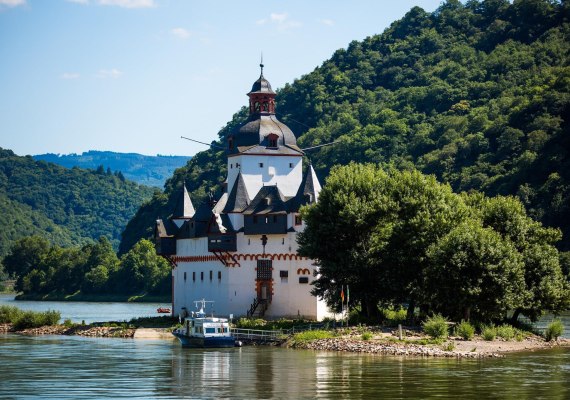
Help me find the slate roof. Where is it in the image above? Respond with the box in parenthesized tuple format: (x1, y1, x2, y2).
(155, 218, 178, 238)
(230, 114, 302, 156)
(223, 172, 250, 213)
(172, 182, 195, 219)
(248, 74, 275, 95)
(288, 164, 322, 212)
(242, 185, 289, 215)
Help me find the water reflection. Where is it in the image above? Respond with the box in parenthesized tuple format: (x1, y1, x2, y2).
(1, 334, 569, 399)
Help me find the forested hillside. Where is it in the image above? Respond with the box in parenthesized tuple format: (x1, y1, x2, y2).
(34, 151, 190, 188)
(120, 0, 570, 253)
(0, 148, 156, 257)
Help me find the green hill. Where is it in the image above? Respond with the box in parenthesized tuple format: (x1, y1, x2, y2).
(120, 0, 570, 253)
(0, 148, 156, 257)
(33, 151, 190, 188)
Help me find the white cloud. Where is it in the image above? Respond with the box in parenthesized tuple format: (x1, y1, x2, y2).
(96, 68, 123, 79)
(170, 27, 190, 39)
(97, 0, 155, 8)
(66, 0, 89, 4)
(257, 12, 301, 31)
(0, 0, 26, 7)
(61, 72, 80, 80)
(319, 18, 334, 26)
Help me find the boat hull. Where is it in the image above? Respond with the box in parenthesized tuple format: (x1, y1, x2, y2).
(172, 331, 236, 348)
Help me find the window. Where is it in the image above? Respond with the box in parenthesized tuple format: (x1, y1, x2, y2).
(273, 215, 278, 223)
(280, 270, 288, 278)
(282, 238, 285, 245)
(193, 272, 195, 281)
(218, 271, 222, 280)
(295, 214, 302, 225)
(184, 272, 187, 281)
(205, 327, 216, 334)
(230, 163, 233, 169)
(299, 277, 309, 284)
(289, 163, 294, 168)
(257, 259, 272, 280)
(201, 271, 204, 281)
(259, 162, 264, 168)
(209, 271, 213, 281)
(267, 133, 278, 148)
(253, 216, 258, 224)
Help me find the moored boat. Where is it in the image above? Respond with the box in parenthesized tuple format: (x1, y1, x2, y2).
(172, 299, 239, 348)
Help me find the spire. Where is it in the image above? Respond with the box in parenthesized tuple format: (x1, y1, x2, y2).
(290, 164, 322, 211)
(172, 181, 195, 221)
(223, 172, 250, 213)
(260, 52, 264, 76)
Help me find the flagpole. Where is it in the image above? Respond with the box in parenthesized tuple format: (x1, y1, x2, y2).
(346, 285, 349, 328)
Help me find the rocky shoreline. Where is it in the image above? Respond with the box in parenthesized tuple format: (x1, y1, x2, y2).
(2, 322, 568, 358)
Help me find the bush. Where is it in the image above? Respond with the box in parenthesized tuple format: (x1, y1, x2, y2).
(545, 320, 564, 342)
(496, 324, 516, 341)
(382, 307, 407, 327)
(361, 331, 372, 341)
(442, 341, 455, 351)
(422, 314, 449, 339)
(0, 305, 22, 323)
(12, 309, 61, 330)
(455, 321, 475, 340)
(482, 325, 496, 341)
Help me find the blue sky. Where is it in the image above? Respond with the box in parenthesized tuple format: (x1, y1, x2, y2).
(0, 0, 442, 157)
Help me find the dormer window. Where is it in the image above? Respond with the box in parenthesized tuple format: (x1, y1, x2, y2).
(267, 133, 278, 148)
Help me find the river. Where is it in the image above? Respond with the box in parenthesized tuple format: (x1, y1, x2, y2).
(1, 295, 569, 398)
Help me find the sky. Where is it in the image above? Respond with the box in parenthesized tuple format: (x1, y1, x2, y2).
(0, 0, 443, 157)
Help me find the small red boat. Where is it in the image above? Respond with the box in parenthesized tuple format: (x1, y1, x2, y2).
(157, 307, 171, 314)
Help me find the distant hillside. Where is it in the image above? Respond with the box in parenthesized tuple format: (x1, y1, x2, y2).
(33, 151, 191, 188)
(0, 148, 156, 257)
(120, 0, 570, 253)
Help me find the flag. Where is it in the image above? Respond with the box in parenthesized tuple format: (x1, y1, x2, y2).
(347, 285, 350, 304)
(340, 286, 345, 303)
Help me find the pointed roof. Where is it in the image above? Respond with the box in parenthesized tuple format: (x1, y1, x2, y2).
(242, 185, 288, 215)
(172, 182, 195, 219)
(223, 172, 250, 213)
(289, 164, 322, 211)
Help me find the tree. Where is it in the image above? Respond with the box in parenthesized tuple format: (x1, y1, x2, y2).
(3, 236, 50, 292)
(426, 220, 526, 322)
(298, 163, 396, 317)
(117, 239, 170, 294)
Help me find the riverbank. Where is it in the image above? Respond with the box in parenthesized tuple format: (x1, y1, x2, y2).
(290, 328, 570, 358)
(3, 321, 568, 358)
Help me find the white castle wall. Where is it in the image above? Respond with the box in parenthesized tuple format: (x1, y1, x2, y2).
(227, 154, 303, 198)
(172, 231, 328, 320)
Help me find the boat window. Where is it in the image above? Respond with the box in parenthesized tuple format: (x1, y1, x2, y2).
(205, 327, 216, 334)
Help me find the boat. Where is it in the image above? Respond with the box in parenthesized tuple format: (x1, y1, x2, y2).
(157, 307, 171, 314)
(172, 299, 240, 348)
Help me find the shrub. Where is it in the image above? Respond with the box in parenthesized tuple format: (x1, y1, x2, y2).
(496, 324, 516, 341)
(545, 320, 564, 342)
(482, 325, 496, 341)
(422, 314, 449, 339)
(455, 321, 475, 340)
(382, 307, 407, 327)
(361, 331, 372, 341)
(12, 309, 61, 330)
(0, 305, 22, 323)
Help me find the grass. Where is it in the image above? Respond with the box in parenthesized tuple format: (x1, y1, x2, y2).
(545, 320, 564, 342)
(496, 324, 516, 340)
(292, 330, 335, 344)
(386, 337, 445, 345)
(234, 317, 322, 331)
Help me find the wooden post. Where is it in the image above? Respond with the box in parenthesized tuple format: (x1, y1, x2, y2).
(398, 324, 403, 340)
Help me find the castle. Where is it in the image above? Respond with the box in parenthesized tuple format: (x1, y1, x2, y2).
(155, 65, 331, 320)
